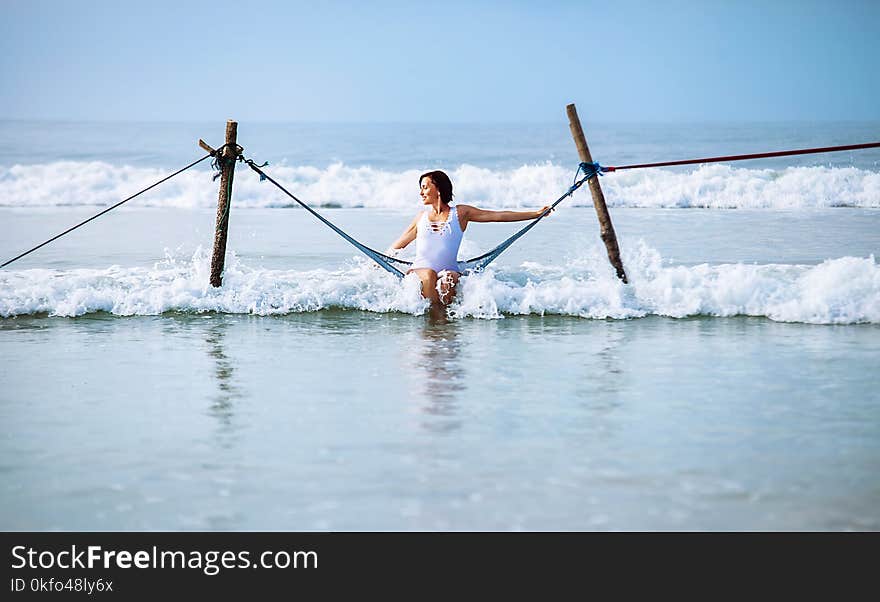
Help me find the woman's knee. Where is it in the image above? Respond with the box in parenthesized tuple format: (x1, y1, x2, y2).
(414, 269, 439, 299)
(420, 269, 439, 286)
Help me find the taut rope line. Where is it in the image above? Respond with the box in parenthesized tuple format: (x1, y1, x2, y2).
(598, 141, 880, 172)
(1, 153, 215, 269)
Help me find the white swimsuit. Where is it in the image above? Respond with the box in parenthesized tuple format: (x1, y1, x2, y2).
(411, 206, 464, 273)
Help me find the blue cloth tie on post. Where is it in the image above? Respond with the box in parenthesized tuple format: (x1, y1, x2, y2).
(568, 162, 604, 194)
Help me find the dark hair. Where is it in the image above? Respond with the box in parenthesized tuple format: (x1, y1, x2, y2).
(420, 170, 454, 205)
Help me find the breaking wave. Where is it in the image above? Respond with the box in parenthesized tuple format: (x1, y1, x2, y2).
(2, 244, 878, 324)
(1, 161, 878, 209)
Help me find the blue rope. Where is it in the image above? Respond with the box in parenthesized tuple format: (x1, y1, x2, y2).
(243, 159, 409, 277)
(457, 162, 597, 273)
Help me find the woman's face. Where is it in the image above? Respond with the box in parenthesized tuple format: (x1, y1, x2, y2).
(420, 177, 440, 205)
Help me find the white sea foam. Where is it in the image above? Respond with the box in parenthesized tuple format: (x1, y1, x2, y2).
(1, 161, 878, 209)
(2, 245, 877, 324)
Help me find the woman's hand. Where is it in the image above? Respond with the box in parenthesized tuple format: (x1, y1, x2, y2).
(535, 206, 553, 219)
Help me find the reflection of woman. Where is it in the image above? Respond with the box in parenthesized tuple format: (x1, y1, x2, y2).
(413, 320, 465, 433)
(388, 170, 550, 307)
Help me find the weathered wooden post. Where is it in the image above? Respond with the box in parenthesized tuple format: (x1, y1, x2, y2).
(566, 104, 628, 283)
(208, 120, 238, 287)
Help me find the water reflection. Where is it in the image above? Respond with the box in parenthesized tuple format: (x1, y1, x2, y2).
(412, 314, 466, 433)
(204, 318, 242, 444)
(589, 322, 627, 400)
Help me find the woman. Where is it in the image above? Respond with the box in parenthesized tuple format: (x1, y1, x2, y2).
(388, 170, 550, 307)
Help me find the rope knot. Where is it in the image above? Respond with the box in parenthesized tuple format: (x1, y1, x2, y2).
(568, 161, 607, 194)
(578, 161, 608, 178)
(211, 144, 245, 180)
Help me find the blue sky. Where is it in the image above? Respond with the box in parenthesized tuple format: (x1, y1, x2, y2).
(1, 0, 878, 122)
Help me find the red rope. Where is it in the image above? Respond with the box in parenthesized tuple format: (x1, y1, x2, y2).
(603, 141, 880, 172)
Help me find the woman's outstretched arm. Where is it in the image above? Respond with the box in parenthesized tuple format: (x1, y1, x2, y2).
(387, 213, 421, 253)
(458, 204, 552, 224)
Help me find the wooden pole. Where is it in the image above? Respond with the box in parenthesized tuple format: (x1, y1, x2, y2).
(209, 120, 238, 288)
(566, 104, 628, 283)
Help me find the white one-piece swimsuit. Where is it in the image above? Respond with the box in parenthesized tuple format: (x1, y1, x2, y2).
(411, 206, 464, 274)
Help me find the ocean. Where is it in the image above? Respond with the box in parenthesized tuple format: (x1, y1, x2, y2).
(1, 120, 878, 530)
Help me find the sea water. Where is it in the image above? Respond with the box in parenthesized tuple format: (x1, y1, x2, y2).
(1, 121, 878, 530)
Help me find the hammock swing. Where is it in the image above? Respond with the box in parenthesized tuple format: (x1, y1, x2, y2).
(242, 159, 602, 278)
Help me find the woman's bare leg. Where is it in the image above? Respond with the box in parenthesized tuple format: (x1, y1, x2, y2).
(410, 269, 459, 320)
(411, 268, 440, 304)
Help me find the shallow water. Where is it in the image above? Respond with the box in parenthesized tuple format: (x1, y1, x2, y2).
(2, 311, 878, 530)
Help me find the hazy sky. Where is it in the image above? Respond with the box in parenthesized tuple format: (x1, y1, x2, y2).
(1, 0, 878, 122)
